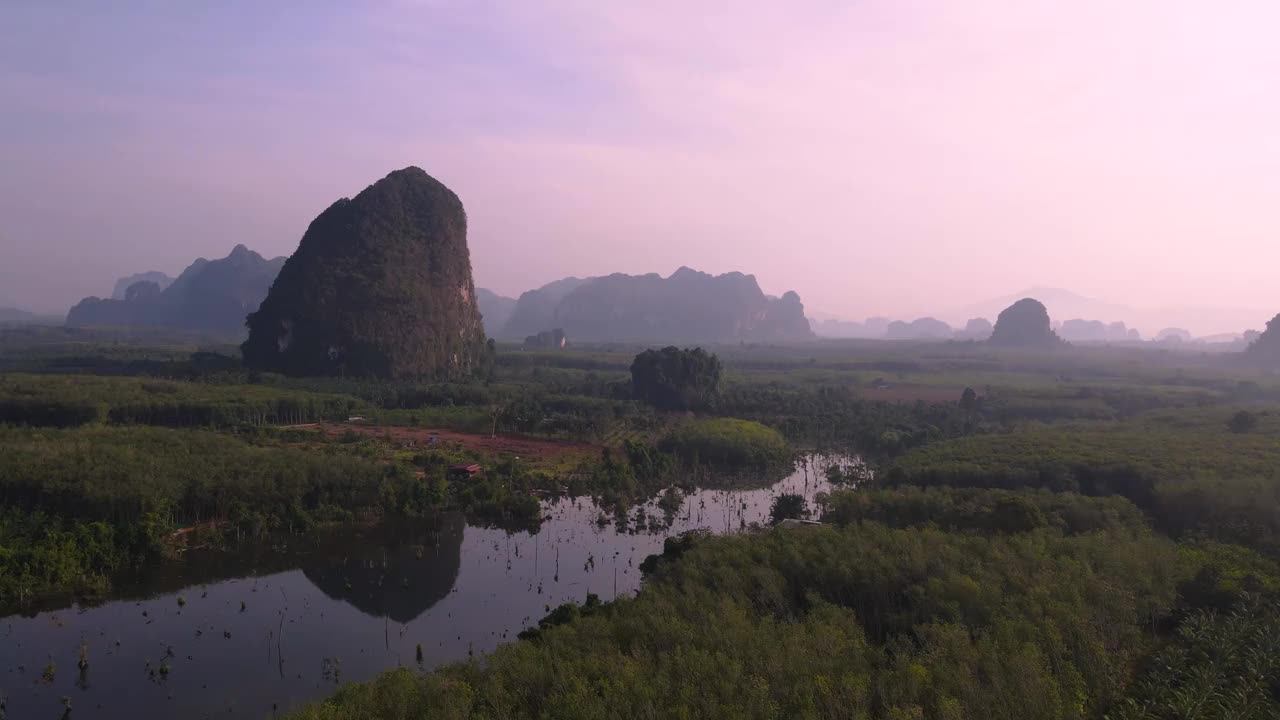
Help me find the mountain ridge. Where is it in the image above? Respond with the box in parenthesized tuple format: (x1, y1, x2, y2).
(501, 268, 813, 343)
(66, 245, 285, 335)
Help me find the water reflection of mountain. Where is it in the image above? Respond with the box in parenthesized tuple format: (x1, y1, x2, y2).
(301, 514, 465, 623)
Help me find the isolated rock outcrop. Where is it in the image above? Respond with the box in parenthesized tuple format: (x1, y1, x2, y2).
(242, 167, 487, 379)
(988, 298, 1064, 348)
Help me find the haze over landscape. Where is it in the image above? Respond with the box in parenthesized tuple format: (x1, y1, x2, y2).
(2, 1, 1277, 334)
(9, 4, 1280, 720)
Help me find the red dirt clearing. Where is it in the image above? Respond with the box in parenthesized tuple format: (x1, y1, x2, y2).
(309, 422, 598, 460)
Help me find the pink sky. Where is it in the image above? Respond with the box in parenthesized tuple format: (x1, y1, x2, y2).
(1, 1, 1276, 334)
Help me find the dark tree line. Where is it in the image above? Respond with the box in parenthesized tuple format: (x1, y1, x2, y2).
(630, 346, 722, 411)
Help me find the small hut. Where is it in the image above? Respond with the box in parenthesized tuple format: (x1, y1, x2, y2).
(448, 463, 483, 480)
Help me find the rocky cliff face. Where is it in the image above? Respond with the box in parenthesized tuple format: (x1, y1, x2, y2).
(988, 298, 1065, 348)
(66, 246, 283, 335)
(514, 267, 813, 343)
(242, 167, 488, 379)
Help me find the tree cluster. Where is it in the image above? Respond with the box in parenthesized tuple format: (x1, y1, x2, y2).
(629, 346, 722, 411)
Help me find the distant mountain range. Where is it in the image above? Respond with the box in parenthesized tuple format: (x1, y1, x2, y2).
(812, 286, 1267, 343)
(0, 307, 63, 326)
(66, 245, 285, 336)
(500, 277, 591, 339)
(950, 287, 1266, 339)
(46, 262, 1269, 351)
(60, 255, 814, 345)
(494, 268, 813, 343)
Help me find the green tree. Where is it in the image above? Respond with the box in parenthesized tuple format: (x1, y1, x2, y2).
(1228, 410, 1258, 434)
(987, 496, 1047, 534)
(629, 346, 722, 411)
(769, 493, 808, 525)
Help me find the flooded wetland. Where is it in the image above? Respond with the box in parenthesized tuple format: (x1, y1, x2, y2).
(1, 456, 852, 719)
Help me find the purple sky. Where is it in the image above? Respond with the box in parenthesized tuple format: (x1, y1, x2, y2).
(1, 1, 1276, 334)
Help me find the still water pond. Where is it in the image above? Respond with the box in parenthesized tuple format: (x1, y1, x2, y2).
(1, 456, 855, 719)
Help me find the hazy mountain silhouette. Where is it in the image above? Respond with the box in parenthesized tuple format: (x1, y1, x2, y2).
(111, 271, 174, 300)
(0, 307, 63, 326)
(955, 286, 1264, 338)
(505, 267, 813, 343)
(501, 277, 591, 339)
(885, 317, 953, 340)
(811, 318, 876, 338)
(1058, 319, 1141, 343)
(989, 298, 1065, 348)
(956, 318, 993, 340)
(476, 288, 517, 338)
(66, 245, 285, 335)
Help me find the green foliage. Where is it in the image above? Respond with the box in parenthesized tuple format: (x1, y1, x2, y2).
(11, 322, 1280, 720)
(0, 509, 119, 607)
(0, 425, 404, 610)
(0, 373, 365, 428)
(629, 346, 722, 411)
(446, 456, 544, 529)
(287, 523, 1185, 720)
(517, 594, 604, 641)
(769, 493, 809, 525)
(717, 382, 976, 454)
(885, 421, 1280, 555)
(822, 486, 1147, 536)
(1110, 596, 1280, 720)
(658, 417, 791, 472)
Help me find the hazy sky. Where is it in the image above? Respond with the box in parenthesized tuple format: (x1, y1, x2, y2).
(2, 1, 1276, 332)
